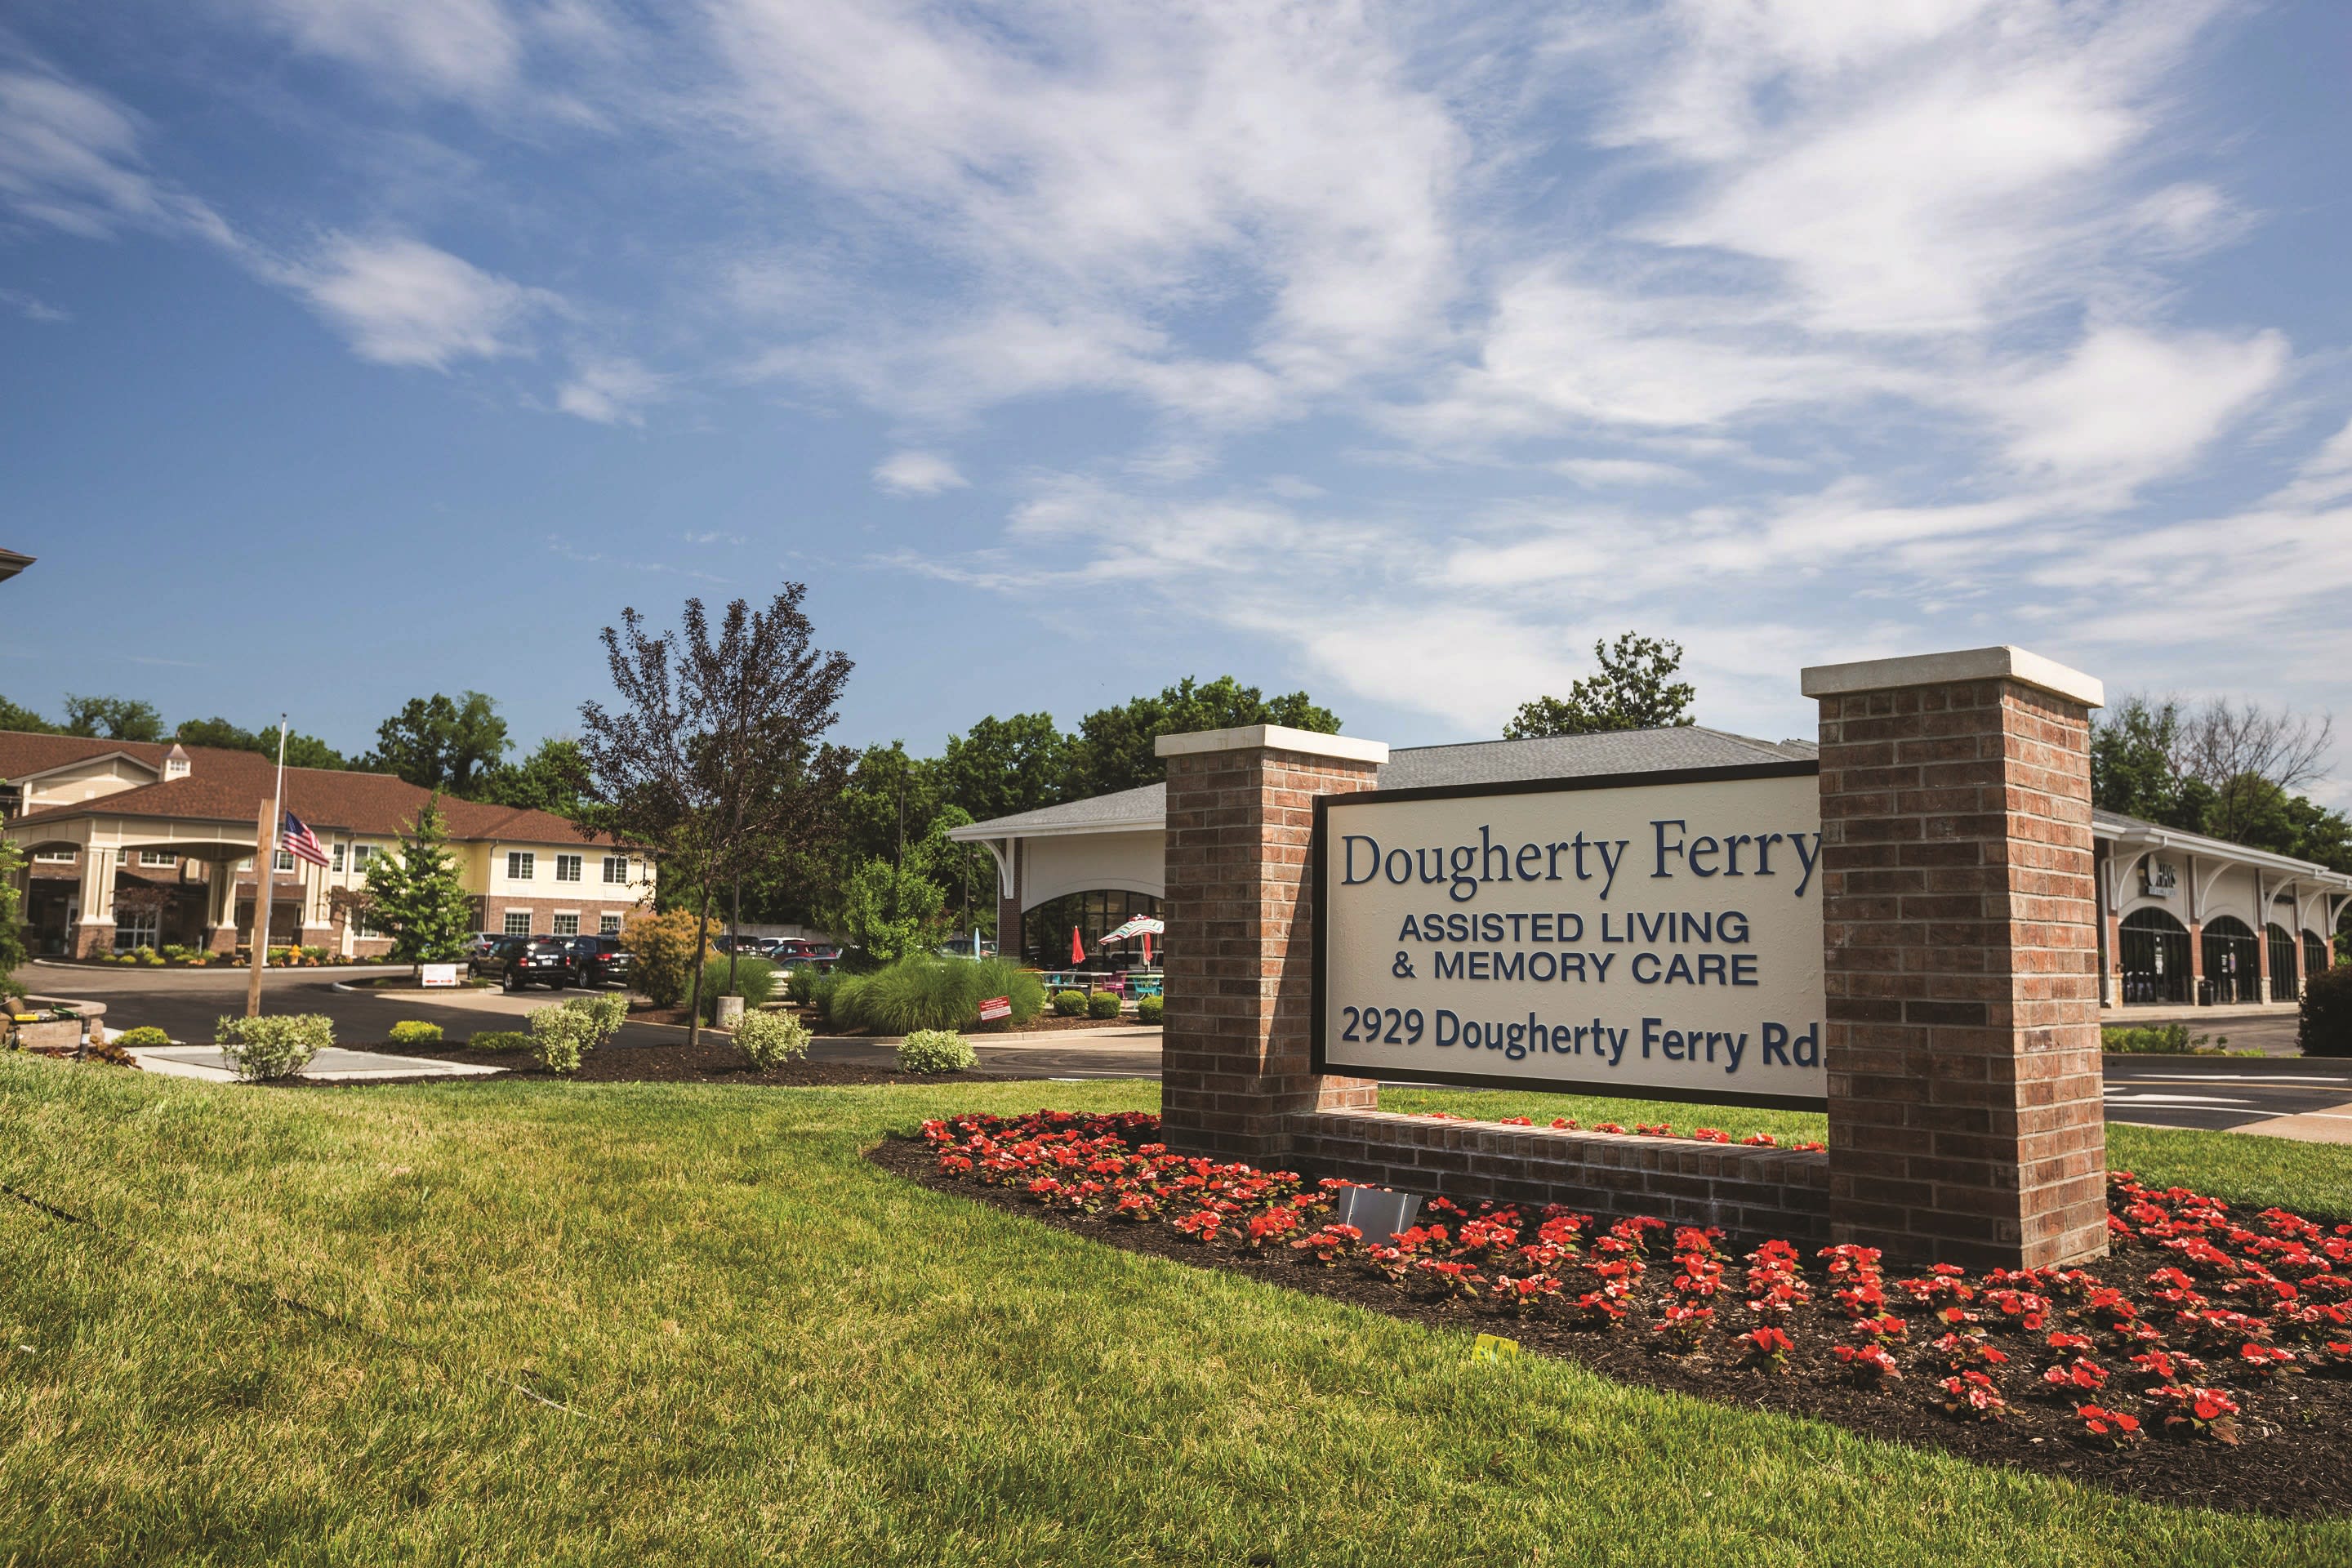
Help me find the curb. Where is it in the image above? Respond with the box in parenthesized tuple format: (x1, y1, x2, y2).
(2103, 1052, 2352, 1076)
(35, 958, 411, 979)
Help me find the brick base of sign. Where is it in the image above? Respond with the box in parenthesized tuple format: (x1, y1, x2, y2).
(1290, 1111, 1833, 1245)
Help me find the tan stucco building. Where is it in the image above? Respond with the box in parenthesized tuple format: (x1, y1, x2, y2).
(0, 732, 653, 957)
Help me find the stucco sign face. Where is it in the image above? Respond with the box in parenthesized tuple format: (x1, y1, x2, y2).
(1312, 763, 1829, 1108)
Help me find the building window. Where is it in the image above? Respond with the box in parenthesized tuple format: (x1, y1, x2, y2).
(508, 851, 535, 880)
(353, 906, 384, 938)
(555, 854, 582, 883)
(351, 844, 376, 871)
(552, 912, 580, 936)
(274, 849, 295, 873)
(599, 913, 622, 935)
(503, 911, 531, 936)
(236, 856, 254, 872)
(603, 855, 629, 884)
(139, 850, 176, 867)
(35, 849, 76, 863)
(332, 844, 345, 872)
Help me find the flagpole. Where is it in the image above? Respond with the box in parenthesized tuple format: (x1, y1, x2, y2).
(244, 716, 289, 1019)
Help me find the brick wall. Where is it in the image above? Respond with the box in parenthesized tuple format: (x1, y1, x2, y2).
(1292, 1110, 1833, 1243)
(1159, 729, 1386, 1162)
(1815, 671, 2108, 1267)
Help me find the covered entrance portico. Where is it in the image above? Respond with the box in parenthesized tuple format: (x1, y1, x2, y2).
(7, 814, 301, 959)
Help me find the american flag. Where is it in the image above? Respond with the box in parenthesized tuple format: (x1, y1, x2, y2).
(281, 811, 330, 870)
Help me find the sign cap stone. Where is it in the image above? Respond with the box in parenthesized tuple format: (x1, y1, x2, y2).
(1154, 724, 1389, 764)
(1800, 645, 2103, 709)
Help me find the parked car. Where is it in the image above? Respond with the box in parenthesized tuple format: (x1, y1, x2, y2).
(470, 934, 579, 991)
(566, 933, 635, 988)
(768, 939, 840, 963)
(466, 932, 503, 960)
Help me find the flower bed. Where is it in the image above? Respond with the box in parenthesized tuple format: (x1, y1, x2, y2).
(882, 1110, 2352, 1518)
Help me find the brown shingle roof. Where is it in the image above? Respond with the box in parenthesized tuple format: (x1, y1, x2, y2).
(2, 730, 613, 847)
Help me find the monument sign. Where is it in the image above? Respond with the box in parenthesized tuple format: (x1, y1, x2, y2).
(1314, 761, 1827, 1107)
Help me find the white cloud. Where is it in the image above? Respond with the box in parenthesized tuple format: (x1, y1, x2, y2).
(556, 354, 667, 425)
(710, 0, 1464, 423)
(288, 234, 556, 369)
(0, 65, 235, 247)
(1551, 457, 1695, 488)
(872, 450, 969, 497)
(238, 0, 526, 102)
(1990, 326, 2288, 501)
(0, 287, 69, 323)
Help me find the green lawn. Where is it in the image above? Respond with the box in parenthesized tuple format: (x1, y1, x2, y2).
(3, 1055, 2349, 1566)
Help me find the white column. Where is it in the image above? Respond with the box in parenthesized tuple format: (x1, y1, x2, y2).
(74, 844, 116, 957)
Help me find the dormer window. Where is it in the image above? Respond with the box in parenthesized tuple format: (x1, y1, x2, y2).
(163, 745, 192, 780)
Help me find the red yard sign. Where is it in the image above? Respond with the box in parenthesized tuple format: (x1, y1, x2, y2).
(978, 996, 1013, 1022)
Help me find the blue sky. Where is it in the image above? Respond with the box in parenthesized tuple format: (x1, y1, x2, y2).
(2, 1, 2349, 791)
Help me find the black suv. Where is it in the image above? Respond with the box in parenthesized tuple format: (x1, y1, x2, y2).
(566, 934, 634, 988)
(470, 935, 579, 991)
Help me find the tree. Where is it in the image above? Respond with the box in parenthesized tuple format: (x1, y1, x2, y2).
(0, 695, 61, 734)
(361, 799, 477, 962)
(0, 839, 29, 996)
(941, 713, 1070, 822)
(827, 857, 947, 963)
(2175, 698, 2335, 845)
(1064, 676, 1341, 797)
(2091, 696, 2200, 829)
(477, 737, 593, 817)
(62, 694, 165, 742)
(1504, 633, 1695, 739)
(576, 583, 853, 1052)
(366, 692, 511, 795)
(172, 716, 348, 770)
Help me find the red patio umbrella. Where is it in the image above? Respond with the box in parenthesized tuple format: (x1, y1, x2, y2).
(1071, 925, 1085, 964)
(1141, 931, 1152, 965)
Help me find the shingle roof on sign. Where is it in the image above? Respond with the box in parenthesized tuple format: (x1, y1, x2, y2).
(1375, 726, 1813, 790)
(950, 726, 1816, 840)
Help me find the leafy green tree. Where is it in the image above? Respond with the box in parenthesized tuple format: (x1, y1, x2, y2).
(362, 800, 477, 962)
(1503, 633, 1695, 739)
(941, 713, 1070, 822)
(477, 737, 592, 817)
(2090, 696, 2203, 829)
(62, 694, 165, 742)
(365, 692, 511, 795)
(1065, 676, 1340, 797)
(0, 839, 29, 996)
(828, 857, 948, 964)
(172, 716, 347, 769)
(0, 694, 61, 734)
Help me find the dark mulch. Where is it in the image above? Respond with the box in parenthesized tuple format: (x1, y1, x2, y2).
(868, 1134, 2352, 1521)
(289, 1036, 987, 1089)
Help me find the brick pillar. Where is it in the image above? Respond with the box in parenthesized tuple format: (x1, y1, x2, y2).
(1803, 647, 2109, 1269)
(1157, 724, 1389, 1164)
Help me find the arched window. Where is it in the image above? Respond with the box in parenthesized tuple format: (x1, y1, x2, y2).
(2308, 930, 2333, 986)
(2202, 916, 2260, 1005)
(2267, 923, 2300, 1003)
(1023, 889, 1163, 973)
(2118, 908, 2190, 1005)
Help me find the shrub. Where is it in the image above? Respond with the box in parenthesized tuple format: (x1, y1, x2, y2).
(1086, 990, 1121, 1020)
(388, 1019, 443, 1046)
(619, 908, 722, 1009)
(733, 1009, 811, 1071)
(822, 956, 1044, 1034)
(469, 1030, 532, 1053)
(784, 964, 818, 1005)
(700, 955, 777, 1022)
(1053, 989, 1089, 1018)
(2301, 963, 2352, 1058)
(214, 1013, 332, 1080)
(897, 1028, 976, 1074)
(116, 1026, 171, 1048)
(1136, 993, 1163, 1025)
(528, 992, 626, 1075)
